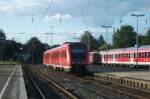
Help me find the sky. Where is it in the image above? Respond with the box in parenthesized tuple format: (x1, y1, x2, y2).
(0, 0, 150, 45)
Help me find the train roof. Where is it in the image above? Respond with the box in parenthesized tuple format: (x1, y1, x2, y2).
(44, 42, 85, 54)
(100, 45, 150, 54)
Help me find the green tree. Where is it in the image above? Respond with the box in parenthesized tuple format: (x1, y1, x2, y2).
(80, 31, 99, 50)
(144, 28, 150, 45)
(138, 35, 146, 46)
(97, 35, 106, 50)
(0, 29, 6, 39)
(113, 25, 136, 48)
(25, 37, 46, 64)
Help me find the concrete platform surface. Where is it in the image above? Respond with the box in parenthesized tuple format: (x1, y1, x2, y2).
(0, 65, 27, 99)
(89, 65, 150, 81)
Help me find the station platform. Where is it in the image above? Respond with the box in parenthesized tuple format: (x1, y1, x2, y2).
(91, 65, 150, 90)
(0, 65, 27, 99)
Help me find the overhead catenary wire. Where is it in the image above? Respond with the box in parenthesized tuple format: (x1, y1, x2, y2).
(33, 0, 54, 33)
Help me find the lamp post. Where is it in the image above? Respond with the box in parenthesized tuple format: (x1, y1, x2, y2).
(101, 25, 112, 66)
(87, 32, 93, 51)
(131, 13, 145, 66)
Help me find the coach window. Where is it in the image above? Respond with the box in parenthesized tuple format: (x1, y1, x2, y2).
(142, 52, 145, 58)
(145, 52, 147, 58)
(148, 52, 150, 58)
(138, 53, 141, 58)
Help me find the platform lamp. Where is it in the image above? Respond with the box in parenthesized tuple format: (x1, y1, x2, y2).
(101, 25, 112, 66)
(131, 13, 145, 66)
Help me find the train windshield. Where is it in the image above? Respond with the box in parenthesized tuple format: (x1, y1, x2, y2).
(71, 49, 86, 53)
(70, 43, 87, 60)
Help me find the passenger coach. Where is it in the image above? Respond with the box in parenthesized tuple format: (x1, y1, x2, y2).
(100, 45, 150, 69)
(89, 51, 101, 65)
(43, 42, 89, 73)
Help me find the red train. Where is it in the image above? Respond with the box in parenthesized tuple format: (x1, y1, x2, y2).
(43, 42, 89, 73)
(88, 51, 101, 65)
(99, 45, 150, 69)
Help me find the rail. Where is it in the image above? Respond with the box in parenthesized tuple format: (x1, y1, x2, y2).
(93, 73, 150, 99)
(34, 71, 78, 99)
(28, 73, 46, 99)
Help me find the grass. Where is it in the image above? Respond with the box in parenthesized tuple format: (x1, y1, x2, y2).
(0, 61, 18, 65)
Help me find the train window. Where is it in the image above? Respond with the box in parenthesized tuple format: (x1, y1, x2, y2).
(134, 53, 138, 58)
(138, 53, 141, 58)
(145, 52, 147, 58)
(142, 52, 145, 58)
(148, 52, 150, 58)
(109, 54, 110, 58)
(71, 49, 86, 53)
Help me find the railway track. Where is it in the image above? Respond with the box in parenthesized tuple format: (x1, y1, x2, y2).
(23, 65, 78, 99)
(32, 65, 150, 99)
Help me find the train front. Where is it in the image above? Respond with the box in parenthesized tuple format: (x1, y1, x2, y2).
(69, 43, 88, 73)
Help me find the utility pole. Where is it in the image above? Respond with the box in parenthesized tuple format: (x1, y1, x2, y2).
(50, 26, 54, 47)
(19, 33, 26, 44)
(101, 25, 112, 66)
(131, 13, 145, 66)
(87, 32, 93, 51)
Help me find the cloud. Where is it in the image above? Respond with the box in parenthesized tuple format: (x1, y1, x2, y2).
(1, 0, 150, 26)
(48, 0, 150, 26)
(0, 0, 49, 15)
(44, 13, 71, 21)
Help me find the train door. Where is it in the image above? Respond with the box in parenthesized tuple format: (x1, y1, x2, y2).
(130, 53, 134, 65)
